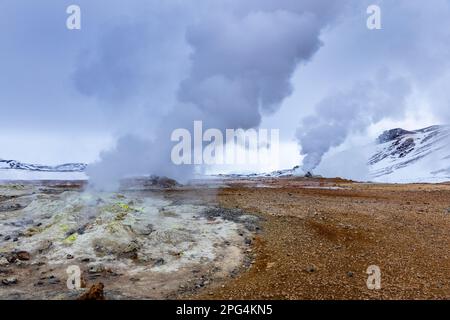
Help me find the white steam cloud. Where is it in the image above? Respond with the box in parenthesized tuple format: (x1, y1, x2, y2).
(74, 0, 347, 188)
(297, 71, 411, 172)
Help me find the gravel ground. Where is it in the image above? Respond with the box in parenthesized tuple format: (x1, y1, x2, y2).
(190, 177, 450, 300)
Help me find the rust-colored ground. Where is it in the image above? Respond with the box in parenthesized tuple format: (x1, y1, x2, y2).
(191, 177, 450, 300)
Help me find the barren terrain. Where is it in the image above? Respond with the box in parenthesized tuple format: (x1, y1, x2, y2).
(193, 177, 450, 299)
(1, 177, 449, 299)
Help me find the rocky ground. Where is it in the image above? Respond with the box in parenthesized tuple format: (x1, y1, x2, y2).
(0, 177, 449, 299)
(191, 177, 450, 299)
(0, 180, 257, 299)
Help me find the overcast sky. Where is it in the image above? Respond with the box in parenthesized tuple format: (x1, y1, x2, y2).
(1, 0, 449, 171)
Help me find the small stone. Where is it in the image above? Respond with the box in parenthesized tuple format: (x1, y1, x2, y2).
(0, 268, 9, 275)
(305, 265, 317, 273)
(88, 265, 105, 274)
(66, 254, 74, 260)
(15, 251, 31, 261)
(34, 280, 44, 286)
(2, 277, 18, 285)
(0, 257, 9, 266)
(3, 235, 11, 241)
(37, 240, 53, 254)
(78, 283, 105, 300)
(76, 225, 87, 235)
(347, 271, 354, 277)
(81, 258, 90, 263)
(48, 277, 60, 285)
(153, 258, 165, 267)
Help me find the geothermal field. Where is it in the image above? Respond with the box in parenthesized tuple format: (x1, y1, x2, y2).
(0, 176, 449, 300)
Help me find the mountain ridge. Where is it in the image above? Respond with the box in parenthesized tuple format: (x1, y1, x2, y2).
(0, 159, 87, 172)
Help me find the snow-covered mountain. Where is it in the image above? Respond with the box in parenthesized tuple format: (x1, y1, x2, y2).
(0, 159, 86, 172)
(368, 125, 450, 182)
(317, 125, 450, 183)
(214, 165, 306, 179)
(0, 159, 87, 180)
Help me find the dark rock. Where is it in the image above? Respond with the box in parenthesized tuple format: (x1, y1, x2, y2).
(0, 203, 24, 212)
(78, 283, 105, 300)
(0, 268, 11, 275)
(88, 265, 105, 274)
(305, 171, 313, 178)
(66, 254, 74, 260)
(153, 258, 165, 267)
(65, 224, 88, 237)
(377, 128, 415, 144)
(6, 255, 17, 263)
(2, 277, 18, 285)
(77, 225, 88, 235)
(202, 207, 245, 223)
(15, 251, 31, 261)
(48, 277, 60, 285)
(305, 265, 317, 273)
(3, 235, 11, 241)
